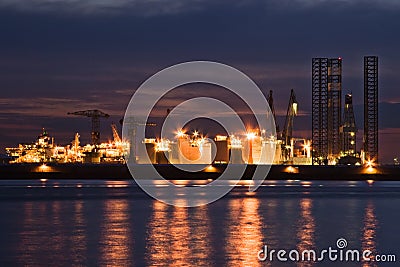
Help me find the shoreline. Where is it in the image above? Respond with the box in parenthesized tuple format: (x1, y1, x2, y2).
(0, 163, 399, 180)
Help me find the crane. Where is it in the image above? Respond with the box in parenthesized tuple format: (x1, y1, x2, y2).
(267, 90, 279, 135)
(68, 110, 110, 146)
(111, 123, 122, 143)
(282, 89, 298, 160)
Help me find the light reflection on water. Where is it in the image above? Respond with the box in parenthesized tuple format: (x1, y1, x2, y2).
(362, 201, 378, 267)
(0, 180, 397, 266)
(99, 199, 133, 266)
(296, 198, 315, 267)
(225, 197, 263, 267)
(146, 201, 211, 266)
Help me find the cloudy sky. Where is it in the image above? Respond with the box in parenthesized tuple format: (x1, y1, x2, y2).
(0, 0, 399, 162)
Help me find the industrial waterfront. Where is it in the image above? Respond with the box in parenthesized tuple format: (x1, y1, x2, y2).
(3, 56, 383, 171)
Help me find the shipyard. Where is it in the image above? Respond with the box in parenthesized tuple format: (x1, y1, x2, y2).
(1, 56, 397, 181)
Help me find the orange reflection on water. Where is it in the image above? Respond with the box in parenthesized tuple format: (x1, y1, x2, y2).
(190, 206, 211, 265)
(169, 206, 190, 266)
(225, 197, 263, 267)
(297, 198, 315, 267)
(362, 202, 378, 267)
(146, 200, 211, 266)
(146, 201, 170, 266)
(99, 199, 132, 267)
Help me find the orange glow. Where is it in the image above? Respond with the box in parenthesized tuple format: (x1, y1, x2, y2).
(205, 165, 217, 172)
(225, 198, 262, 267)
(170, 180, 190, 187)
(297, 198, 315, 265)
(367, 179, 374, 185)
(246, 131, 256, 164)
(99, 200, 132, 266)
(237, 180, 255, 187)
(362, 202, 377, 265)
(39, 164, 50, 172)
(365, 159, 375, 168)
(284, 166, 299, 174)
(105, 181, 130, 188)
(364, 166, 377, 174)
(170, 207, 190, 265)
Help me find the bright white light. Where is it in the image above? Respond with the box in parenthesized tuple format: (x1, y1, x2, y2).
(176, 129, 186, 138)
(246, 132, 256, 140)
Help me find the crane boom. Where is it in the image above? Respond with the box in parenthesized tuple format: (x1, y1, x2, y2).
(67, 109, 110, 145)
(111, 123, 122, 143)
(282, 89, 297, 146)
(267, 90, 280, 135)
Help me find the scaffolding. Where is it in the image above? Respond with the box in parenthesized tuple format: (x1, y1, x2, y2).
(328, 58, 342, 159)
(364, 56, 378, 162)
(312, 58, 329, 164)
(341, 93, 357, 156)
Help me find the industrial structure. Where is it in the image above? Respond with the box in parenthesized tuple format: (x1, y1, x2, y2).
(5, 56, 380, 166)
(121, 117, 156, 163)
(311, 58, 329, 164)
(363, 56, 379, 163)
(341, 93, 357, 157)
(6, 126, 129, 164)
(327, 58, 342, 159)
(312, 56, 378, 165)
(312, 57, 342, 164)
(281, 89, 298, 161)
(267, 90, 279, 134)
(67, 110, 110, 146)
(266, 89, 311, 164)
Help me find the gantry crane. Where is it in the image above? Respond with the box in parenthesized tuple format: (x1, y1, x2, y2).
(68, 110, 110, 146)
(282, 89, 298, 161)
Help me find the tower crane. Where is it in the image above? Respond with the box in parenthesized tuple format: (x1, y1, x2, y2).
(282, 89, 298, 161)
(68, 110, 110, 146)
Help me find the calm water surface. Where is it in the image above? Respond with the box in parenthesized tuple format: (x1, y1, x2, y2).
(0, 180, 399, 267)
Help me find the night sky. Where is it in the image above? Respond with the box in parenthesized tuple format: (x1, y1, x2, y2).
(0, 0, 399, 163)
